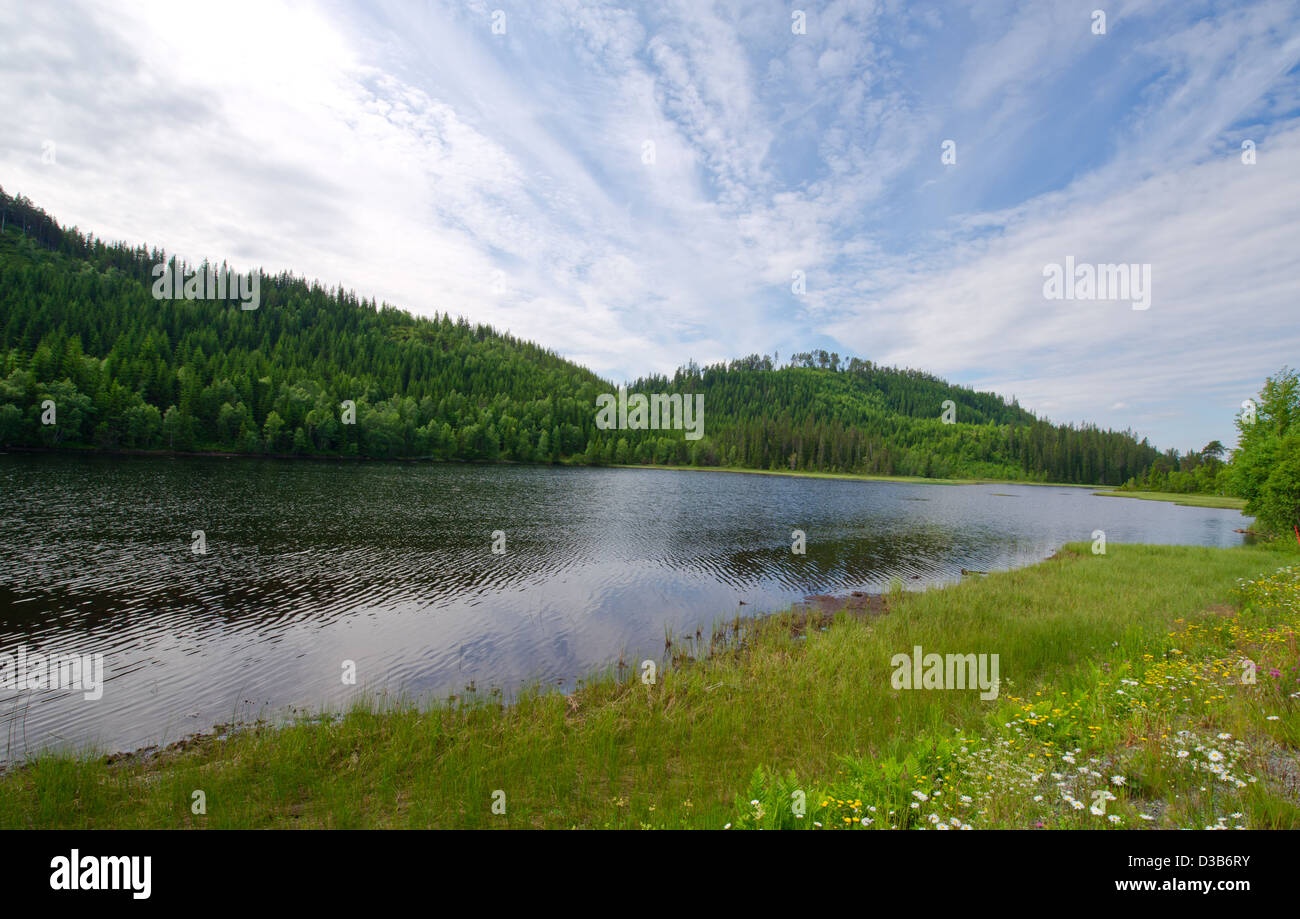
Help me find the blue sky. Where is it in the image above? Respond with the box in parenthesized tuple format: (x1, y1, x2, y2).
(2, 0, 1298, 453)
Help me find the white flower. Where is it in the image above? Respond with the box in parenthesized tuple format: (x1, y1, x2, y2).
(724, 823, 731, 829)
(1108, 814, 1121, 824)
(1266, 715, 1280, 721)
(1033, 795, 1043, 802)
(912, 790, 929, 802)
(860, 817, 872, 826)
(1208, 750, 1224, 763)
(1111, 776, 1126, 786)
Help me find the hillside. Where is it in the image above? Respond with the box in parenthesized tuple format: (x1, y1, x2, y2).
(0, 188, 1159, 484)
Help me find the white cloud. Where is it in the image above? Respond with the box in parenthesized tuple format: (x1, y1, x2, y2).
(0, 0, 1295, 450)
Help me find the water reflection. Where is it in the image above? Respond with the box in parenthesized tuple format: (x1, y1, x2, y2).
(0, 454, 1249, 762)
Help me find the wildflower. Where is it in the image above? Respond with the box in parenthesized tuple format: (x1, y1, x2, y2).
(1111, 776, 1126, 786)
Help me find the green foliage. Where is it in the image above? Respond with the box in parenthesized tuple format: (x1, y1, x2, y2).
(1233, 367, 1300, 535)
(0, 188, 1161, 483)
(0, 189, 607, 463)
(622, 360, 1158, 483)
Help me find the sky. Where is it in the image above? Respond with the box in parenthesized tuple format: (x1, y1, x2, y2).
(1, 0, 1297, 453)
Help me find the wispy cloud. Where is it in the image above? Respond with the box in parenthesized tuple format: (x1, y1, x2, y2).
(1, 0, 1296, 450)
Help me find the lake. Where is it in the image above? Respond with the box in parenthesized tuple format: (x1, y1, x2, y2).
(0, 453, 1250, 763)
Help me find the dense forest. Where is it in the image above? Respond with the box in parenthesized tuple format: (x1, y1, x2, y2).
(0, 188, 1163, 485)
(1117, 440, 1233, 494)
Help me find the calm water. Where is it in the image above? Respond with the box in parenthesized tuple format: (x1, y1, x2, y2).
(0, 453, 1250, 762)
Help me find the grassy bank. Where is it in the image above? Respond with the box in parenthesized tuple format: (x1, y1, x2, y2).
(1, 543, 1296, 829)
(1093, 489, 1248, 510)
(614, 463, 1097, 489)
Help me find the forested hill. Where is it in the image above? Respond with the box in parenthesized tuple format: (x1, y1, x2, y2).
(0, 189, 1160, 484)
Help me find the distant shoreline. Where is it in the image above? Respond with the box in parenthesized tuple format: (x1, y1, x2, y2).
(1093, 489, 1247, 511)
(4, 450, 1239, 506)
(0, 446, 1110, 487)
(612, 462, 1102, 489)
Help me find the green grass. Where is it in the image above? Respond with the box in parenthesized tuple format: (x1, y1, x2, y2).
(1, 542, 1295, 829)
(1093, 490, 1248, 510)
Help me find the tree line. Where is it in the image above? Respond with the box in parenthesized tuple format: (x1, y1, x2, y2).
(0, 188, 1166, 485)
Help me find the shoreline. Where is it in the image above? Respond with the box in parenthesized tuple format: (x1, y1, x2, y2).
(2, 540, 1295, 829)
(2, 445, 1115, 489)
(1093, 489, 1248, 510)
(610, 463, 1102, 489)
